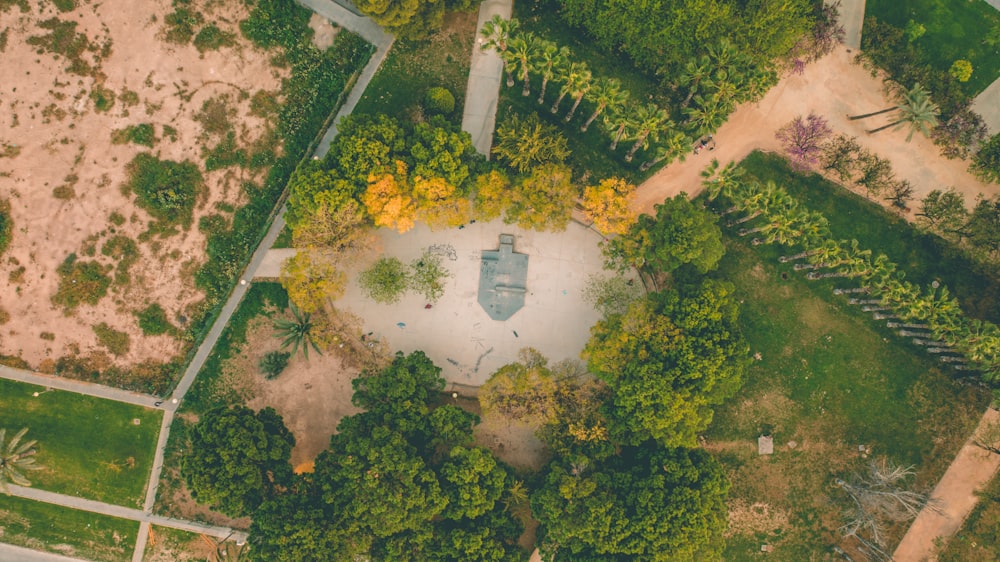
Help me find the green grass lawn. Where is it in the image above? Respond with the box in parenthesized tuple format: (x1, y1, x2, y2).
(938, 472, 1000, 561)
(740, 151, 1000, 323)
(0, 495, 138, 561)
(707, 239, 988, 560)
(0, 379, 161, 507)
(353, 10, 478, 126)
(866, 0, 1000, 95)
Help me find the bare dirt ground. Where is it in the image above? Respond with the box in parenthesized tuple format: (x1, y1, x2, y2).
(0, 0, 282, 372)
(634, 45, 996, 215)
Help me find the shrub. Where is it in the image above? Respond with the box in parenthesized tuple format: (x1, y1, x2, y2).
(423, 86, 455, 115)
(136, 303, 173, 336)
(193, 24, 235, 52)
(111, 123, 156, 147)
(164, 4, 203, 44)
(492, 113, 570, 173)
(101, 235, 139, 285)
(358, 257, 409, 304)
(932, 108, 988, 160)
(949, 59, 973, 83)
(259, 350, 291, 379)
(93, 323, 130, 356)
(89, 86, 115, 112)
(0, 199, 12, 257)
(126, 153, 202, 227)
(52, 254, 112, 311)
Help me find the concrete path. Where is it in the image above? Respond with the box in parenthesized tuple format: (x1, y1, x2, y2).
(893, 407, 1000, 561)
(461, 0, 513, 156)
(837, 0, 866, 50)
(0, 543, 90, 562)
(6, 485, 247, 542)
(0, 365, 163, 409)
(972, 75, 1000, 135)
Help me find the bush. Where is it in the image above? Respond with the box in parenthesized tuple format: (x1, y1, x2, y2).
(0, 199, 12, 257)
(949, 59, 973, 83)
(101, 235, 139, 285)
(136, 303, 173, 336)
(89, 86, 115, 112)
(111, 123, 156, 147)
(259, 350, 291, 379)
(126, 153, 202, 227)
(423, 86, 455, 115)
(358, 257, 409, 304)
(93, 323, 131, 356)
(164, 5, 203, 44)
(52, 254, 112, 311)
(193, 24, 235, 52)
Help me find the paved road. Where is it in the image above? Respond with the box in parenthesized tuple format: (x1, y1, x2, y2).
(0, 543, 90, 562)
(461, 0, 513, 156)
(0, 365, 162, 409)
(972, 74, 1000, 135)
(6, 485, 246, 542)
(838, 0, 866, 50)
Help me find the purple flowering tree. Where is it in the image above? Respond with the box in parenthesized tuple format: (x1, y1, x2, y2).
(776, 113, 833, 171)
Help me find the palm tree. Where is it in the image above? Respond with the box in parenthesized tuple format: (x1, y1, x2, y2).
(273, 302, 322, 359)
(849, 83, 941, 141)
(500, 48, 519, 88)
(603, 101, 638, 151)
(479, 15, 519, 55)
(581, 78, 627, 132)
(535, 42, 569, 105)
(685, 94, 727, 137)
(677, 55, 712, 108)
(702, 159, 745, 202)
(639, 131, 690, 171)
(707, 38, 737, 74)
(780, 238, 841, 263)
(625, 104, 671, 162)
(705, 69, 740, 107)
(508, 32, 542, 97)
(553, 62, 592, 118)
(1, 427, 41, 493)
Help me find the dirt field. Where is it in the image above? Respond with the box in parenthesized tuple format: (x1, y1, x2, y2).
(0, 0, 282, 372)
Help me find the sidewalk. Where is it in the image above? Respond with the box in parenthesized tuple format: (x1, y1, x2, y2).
(461, 0, 513, 156)
(0, 364, 162, 409)
(972, 75, 1000, 135)
(837, 0, 867, 50)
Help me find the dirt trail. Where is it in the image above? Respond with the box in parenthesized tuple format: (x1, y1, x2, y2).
(634, 46, 995, 214)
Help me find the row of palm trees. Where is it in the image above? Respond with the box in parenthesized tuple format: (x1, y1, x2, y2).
(480, 16, 688, 168)
(702, 160, 1000, 380)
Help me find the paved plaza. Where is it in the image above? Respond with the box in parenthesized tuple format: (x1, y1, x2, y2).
(335, 219, 611, 386)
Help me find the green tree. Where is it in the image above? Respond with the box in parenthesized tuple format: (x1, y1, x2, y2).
(604, 101, 638, 151)
(183, 406, 295, 518)
(532, 443, 729, 561)
(580, 77, 628, 132)
(480, 14, 519, 56)
(509, 32, 542, 97)
(551, 62, 591, 116)
(676, 55, 712, 108)
(625, 104, 671, 162)
(917, 188, 969, 239)
(584, 281, 748, 446)
(850, 83, 940, 141)
(126, 153, 203, 227)
(535, 41, 570, 105)
(972, 134, 1000, 184)
(492, 113, 570, 173)
(358, 256, 410, 304)
(0, 428, 41, 493)
(273, 302, 322, 359)
(354, 0, 445, 39)
(259, 350, 291, 379)
(505, 163, 578, 231)
(409, 250, 450, 302)
(440, 447, 507, 520)
(606, 194, 724, 274)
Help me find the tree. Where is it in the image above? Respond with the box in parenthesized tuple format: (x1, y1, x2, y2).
(532, 443, 729, 561)
(480, 15, 519, 56)
(479, 348, 561, 423)
(971, 133, 1000, 184)
(639, 131, 691, 171)
(0, 428, 40, 493)
(776, 113, 832, 171)
(551, 62, 591, 116)
(684, 94, 727, 137)
(358, 257, 410, 304)
(409, 250, 450, 302)
(580, 177, 637, 235)
(505, 163, 579, 231)
(582, 274, 644, 317)
(967, 195, 1000, 256)
(354, 0, 445, 39)
(676, 55, 712, 108)
(473, 169, 513, 222)
(363, 161, 416, 233)
(440, 447, 507, 520)
(581, 78, 627, 132)
(183, 406, 295, 518)
(492, 113, 570, 173)
(606, 194, 724, 274)
(625, 104, 671, 162)
(821, 134, 863, 182)
(508, 32, 541, 97)
(535, 41, 570, 105)
(932, 108, 988, 160)
(850, 83, 940, 141)
(917, 188, 968, 239)
(603, 102, 638, 151)
(273, 302, 322, 359)
(855, 154, 895, 197)
(584, 281, 748, 446)
(281, 251, 346, 314)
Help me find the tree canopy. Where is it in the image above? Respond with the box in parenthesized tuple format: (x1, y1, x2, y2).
(584, 281, 748, 446)
(182, 406, 295, 517)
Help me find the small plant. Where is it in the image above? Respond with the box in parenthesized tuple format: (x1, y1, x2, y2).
(949, 59, 973, 83)
(273, 303, 322, 359)
(409, 251, 450, 302)
(52, 253, 112, 311)
(0, 199, 12, 257)
(259, 350, 291, 379)
(135, 303, 173, 336)
(424, 86, 455, 115)
(108, 211, 126, 226)
(93, 322, 130, 356)
(359, 257, 410, 304)
(193, 24, 235, 53)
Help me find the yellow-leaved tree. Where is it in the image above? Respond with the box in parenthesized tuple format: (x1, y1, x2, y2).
(363, 160, 416, 233)
(412, 175, 471, 229)
(280, 251, 346, 314)
(581, 177, 637, 235)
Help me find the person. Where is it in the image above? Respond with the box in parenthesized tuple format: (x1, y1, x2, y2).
(425, 304, 432, 309)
